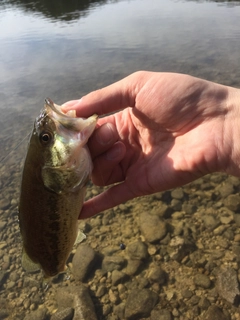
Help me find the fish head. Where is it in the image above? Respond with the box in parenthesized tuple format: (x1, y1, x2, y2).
(32, 98, 98, 193)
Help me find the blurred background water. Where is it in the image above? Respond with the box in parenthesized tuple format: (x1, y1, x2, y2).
(1, 0, 240, 319)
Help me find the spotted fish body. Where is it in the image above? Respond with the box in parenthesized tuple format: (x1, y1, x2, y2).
(19, 99, 97, 278)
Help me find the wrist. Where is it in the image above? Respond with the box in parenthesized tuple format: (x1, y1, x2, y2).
(220, 86, 240, 176)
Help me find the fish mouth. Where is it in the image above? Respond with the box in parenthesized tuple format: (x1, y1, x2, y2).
(45, 98, 69, 118)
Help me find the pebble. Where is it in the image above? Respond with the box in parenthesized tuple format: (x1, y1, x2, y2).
(102, 255, 125, 272)
(0, 221, 7, 231)
(151, 309, 172, 320)
(23, 307, 48, 320)
(171, 188, 184, 200)
(0, 199, 11, 210)
(126, 240, 148, 260)
(111, 270, 128, 286)
(148, 267, 167, 285)
(139, 212, 167, 243)
(202, 215, 220, 230)
(204, 305, 229, 320)
(193, 274, 211, 289)
(224, 194, 240, 212)
(125, 288, 158, 320)
(95, 284, 107, 297)
(113, 302, 125, 319)
(125, 259, 143, 276)
(218, 182, 234, 198)
(72, 244, 97, 281)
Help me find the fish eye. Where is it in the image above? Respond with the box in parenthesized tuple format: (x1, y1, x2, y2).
(40, 131, 52, 144)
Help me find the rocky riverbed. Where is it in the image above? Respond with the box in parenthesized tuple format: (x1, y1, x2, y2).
(1, 150, 240, 319)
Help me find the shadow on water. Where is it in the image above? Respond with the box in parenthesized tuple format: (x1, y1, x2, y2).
(1, 0, 119, 21)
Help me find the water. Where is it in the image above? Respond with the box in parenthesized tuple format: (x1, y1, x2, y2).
(1, 0, 240, 319)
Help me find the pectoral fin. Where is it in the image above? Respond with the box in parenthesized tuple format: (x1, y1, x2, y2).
(42, 166, 89, 194)
(74, 229, 86, 245)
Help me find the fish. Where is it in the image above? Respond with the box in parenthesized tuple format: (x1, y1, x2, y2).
(18, 98, 97, 279)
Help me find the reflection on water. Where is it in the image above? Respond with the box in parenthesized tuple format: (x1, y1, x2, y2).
(1, 0, 240, 319)
(2, 0, 112, 21)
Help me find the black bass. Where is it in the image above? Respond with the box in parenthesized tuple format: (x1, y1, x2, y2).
(19, 98, 97, 278)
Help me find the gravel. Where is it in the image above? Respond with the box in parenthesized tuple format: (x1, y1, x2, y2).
(3, 148, 240, 320)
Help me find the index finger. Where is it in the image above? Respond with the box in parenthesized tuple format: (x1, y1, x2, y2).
(61, 72, 145, 117)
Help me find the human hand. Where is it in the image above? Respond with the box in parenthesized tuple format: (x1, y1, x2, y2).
(62, 71, 240, 218)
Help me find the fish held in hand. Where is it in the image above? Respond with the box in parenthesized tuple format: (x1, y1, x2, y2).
(19, 98, 97, 278)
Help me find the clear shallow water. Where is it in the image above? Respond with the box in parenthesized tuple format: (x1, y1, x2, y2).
(1, 0, 240, 319)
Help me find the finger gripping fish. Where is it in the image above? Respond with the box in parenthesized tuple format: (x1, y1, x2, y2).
(18, 98, 97, 278)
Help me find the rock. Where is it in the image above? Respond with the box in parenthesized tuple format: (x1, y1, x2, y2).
(125, 259, 143, 276)
(113, 302, 125, 319)
(194, 274, 211, 289)
(234, 213, 240, 226)
(95, 284, 107, 297)
(0, 241, 7, 249)
(202, 215, 220, 230)
(203, 305, 229, 320)
(51, 308, 74, 320)
(23, 307, 48, 320)
(111, 270, 129, 286)
(170, 199, 182, 211)
(125, 289, 158, 320)
(55, 285, 97, 320)
(151, 309, 172, 320)
(102, 255, 125, 272)
(72, 244, 97, 281)
(220, 211, 234, 224)
(151, 203, 172, 218)
(218, 183, 234, 198)
(126, 240, 148, 260)
(0, 199, 11, 210)
(0, 221, 7, 231)
(168, 236, 196, 261)
(181, 289, 193, 299)
(171, 188, 184, 200)
(188, 295, 200, 305)
(148, 267, 167, 285)
(139, 212, 167, 243)
(182, 203, 196, 215)
(216, 267, 240, 304)
(198, 297, 211, 310)
(224, 194, 240, 212)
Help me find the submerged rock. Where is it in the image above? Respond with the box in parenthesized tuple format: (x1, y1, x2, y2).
(125, 288, 158, 320)
(139, 212, 167, 243)
(216, 266, 240, 304)
(72, 244, 97, 281)
(55, 285, 97, 320)
(203, 305, 229, 320)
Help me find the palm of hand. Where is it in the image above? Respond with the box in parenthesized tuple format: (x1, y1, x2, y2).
(94, 73, 226, 198)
